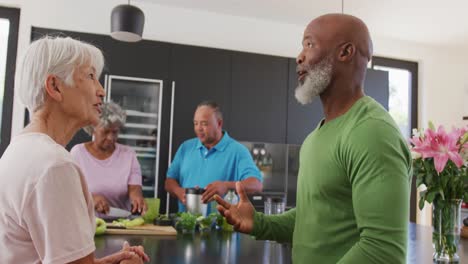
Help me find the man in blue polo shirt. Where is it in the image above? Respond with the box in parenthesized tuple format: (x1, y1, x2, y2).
(165, 101, 263, 212)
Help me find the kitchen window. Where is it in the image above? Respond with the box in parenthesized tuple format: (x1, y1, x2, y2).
(0, 7, 20, 157)
(370, 56, 418, 139)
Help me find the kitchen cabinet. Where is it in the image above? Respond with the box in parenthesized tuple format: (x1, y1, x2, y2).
(363, 69, 389, 110)
(169, 44, 231, 153)
(230, 52, 288, 143)
(102, 37, 171, 80)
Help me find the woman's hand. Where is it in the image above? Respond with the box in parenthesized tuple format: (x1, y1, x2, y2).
(130, 196, 147, 215)
(121, 241, 150, 263)
(95, 241, 149, 264)
(119, 254, 143, 264)
(93, 194, 110, 214)
(128, 185, 147, 215)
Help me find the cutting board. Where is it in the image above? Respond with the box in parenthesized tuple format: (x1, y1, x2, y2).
(105, 224, 177, 236)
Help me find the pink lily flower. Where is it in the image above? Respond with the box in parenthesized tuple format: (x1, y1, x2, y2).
(411, 126, 464, 173)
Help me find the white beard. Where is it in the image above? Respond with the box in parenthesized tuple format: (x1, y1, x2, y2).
(295, 56, 333, 105)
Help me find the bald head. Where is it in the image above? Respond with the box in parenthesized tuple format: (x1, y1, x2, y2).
(306, 14, 373, 61)
(295, 14, 373, 105)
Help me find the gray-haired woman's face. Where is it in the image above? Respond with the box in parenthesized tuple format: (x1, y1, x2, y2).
(93, 123, 121, 151)
(59, 63, 105, 126)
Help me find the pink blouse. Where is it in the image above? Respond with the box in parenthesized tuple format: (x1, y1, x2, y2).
(70, 143, 142, 212)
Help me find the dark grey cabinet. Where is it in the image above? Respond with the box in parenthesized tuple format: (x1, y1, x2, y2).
(230, 52, 289, 143)
(103, 39, 171, 80)
(363, 69, 389, 110)
(169, 44, 231, 153)
(31, 27, 171, 81)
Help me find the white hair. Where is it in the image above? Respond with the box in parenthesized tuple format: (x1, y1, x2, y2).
(15, 36, 104, 113)
(83, 101, 126, 135)
(295, 55, 333, 105)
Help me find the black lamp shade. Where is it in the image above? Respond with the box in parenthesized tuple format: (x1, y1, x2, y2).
(111, 4, 145, 42)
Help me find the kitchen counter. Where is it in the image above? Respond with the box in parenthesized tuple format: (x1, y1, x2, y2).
(94, 223, 468, 264)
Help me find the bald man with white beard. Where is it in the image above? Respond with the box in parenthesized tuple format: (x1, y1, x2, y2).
(215, 14, 412, 264)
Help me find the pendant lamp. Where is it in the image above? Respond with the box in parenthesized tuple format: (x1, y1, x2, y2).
(111, 1, 145, 42)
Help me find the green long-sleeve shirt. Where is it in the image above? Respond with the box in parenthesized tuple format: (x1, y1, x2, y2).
(252, 96, 412, 263)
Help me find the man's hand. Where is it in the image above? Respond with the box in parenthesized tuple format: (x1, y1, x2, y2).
(202, 181, 228, 203)
(214, 182, 255, 234)
(130, 196, 147, 215)
(93, 194, 110, 214)
(176, 187, 186, 205)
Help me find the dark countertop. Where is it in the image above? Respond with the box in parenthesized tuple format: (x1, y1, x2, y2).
(94, 223, 468, 264)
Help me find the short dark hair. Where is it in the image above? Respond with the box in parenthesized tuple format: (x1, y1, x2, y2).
(197, 100, 223, 120)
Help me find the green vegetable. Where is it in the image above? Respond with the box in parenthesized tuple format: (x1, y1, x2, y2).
(175, 212, 197, 233)
(126, 217, 145, 227)
(112, 217, 145, 227)
(157, 214, 170, 220)
(196, 216, 213, 230)
(95, 217, 106, 235)
(209, 212, 224, 228)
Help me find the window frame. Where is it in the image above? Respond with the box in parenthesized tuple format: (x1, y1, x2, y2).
(0, 7, 20, 156)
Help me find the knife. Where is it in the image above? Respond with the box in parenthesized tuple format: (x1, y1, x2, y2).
(107, 207, 132, 218)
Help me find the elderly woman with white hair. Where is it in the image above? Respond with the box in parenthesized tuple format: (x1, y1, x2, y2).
(0, 36, 149, 264)
(70, 101, 147, 217)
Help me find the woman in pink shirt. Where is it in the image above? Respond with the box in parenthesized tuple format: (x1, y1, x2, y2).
(71, 101, 147, 217)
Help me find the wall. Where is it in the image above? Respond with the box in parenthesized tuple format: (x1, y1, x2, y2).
(2, 0, 467, 225)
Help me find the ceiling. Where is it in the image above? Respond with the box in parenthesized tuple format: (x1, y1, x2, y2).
(141, 0, 468, 47)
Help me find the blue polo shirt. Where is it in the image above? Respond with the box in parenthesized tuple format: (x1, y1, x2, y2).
(167, 131, 262, 212)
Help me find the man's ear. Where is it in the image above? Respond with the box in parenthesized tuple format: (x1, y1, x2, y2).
(44, 75, 63, 102)
(218, 118, 223, 129)
(338, 42, 356, 62)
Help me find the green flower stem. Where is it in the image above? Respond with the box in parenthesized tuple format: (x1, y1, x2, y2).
(432, 199, 461, 260)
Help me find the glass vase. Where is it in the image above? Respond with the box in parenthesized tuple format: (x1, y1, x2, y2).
(432, 199, 462, 263)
